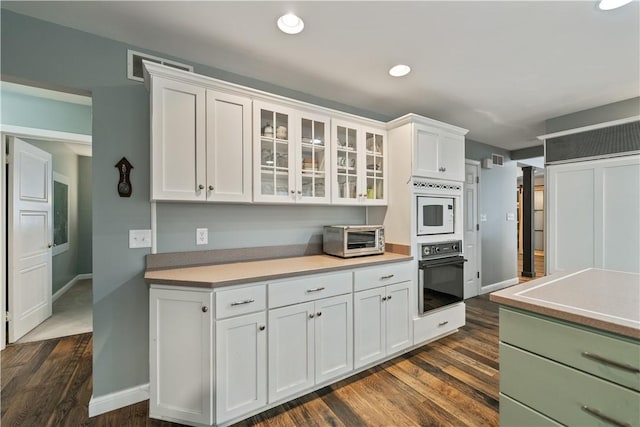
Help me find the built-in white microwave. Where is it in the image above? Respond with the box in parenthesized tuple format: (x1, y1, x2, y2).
(417, 196, 455, 235)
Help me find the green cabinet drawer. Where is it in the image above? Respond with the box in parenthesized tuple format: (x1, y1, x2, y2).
(500, 393, 562, 427)
(500, 307, 640, 391)
(501, 343, 640, 427)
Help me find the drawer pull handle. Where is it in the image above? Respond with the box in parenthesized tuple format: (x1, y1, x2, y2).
(581, 352, 640, 374)
(230, 299, 255, 306)
(306, 287, 325, 293)
(380, 274, 395, 280)
(438, 321, 449, 327)
(581, 405, 631, 427)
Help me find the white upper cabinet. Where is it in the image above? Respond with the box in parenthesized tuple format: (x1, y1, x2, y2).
(149, 71, 252, 202)
(387, 114, 468, 183)
(205, 90, 252, 202)
(414, 124, 465, 181)
(254, 101, 331, 204)
(151, 76, 207, 201)
(332, 119, 387, 205)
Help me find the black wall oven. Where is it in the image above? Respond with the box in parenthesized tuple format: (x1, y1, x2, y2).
(418, 241, 465, 315)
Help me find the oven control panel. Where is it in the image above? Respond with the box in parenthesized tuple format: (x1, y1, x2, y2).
(420, 240, 462, 259)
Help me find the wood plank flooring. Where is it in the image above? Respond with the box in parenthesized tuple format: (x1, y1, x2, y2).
(517, 252, 545, 283)
(1, 296, 499, 427)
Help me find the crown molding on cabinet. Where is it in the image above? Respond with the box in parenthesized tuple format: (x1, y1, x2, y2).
(386, 113, 469, 136)
(143, 61, 387, 130)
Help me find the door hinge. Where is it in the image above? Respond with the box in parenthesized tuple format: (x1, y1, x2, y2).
(476, 224, 479, 231)
(477, 272, 480, 279)
(5, 311, 10, 322)
(476, 176, 479, 184)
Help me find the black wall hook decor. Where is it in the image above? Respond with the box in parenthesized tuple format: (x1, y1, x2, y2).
(115, 157, 133, 197)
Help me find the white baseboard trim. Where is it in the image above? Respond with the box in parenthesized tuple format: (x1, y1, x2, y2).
(52, 273, 93, 302)
(480, 277, 519, 294)
(88, 383, 149, 417)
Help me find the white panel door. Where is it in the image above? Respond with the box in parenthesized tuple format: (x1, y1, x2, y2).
(413, 125, 440, 178)
(206, 89, 252, 202)
(149, 288, 212, 425)
(463, 162, 480, 298)
(600, 158, 640, 272)
(151, 77, 206, 201)
(8, 137, 52, 343)
(547, 166, 595, 274)
(268, 302, 315, 402)
(314, 294, 353, 384)
(216, 311, 267, 424)
(354, 287, 386, 369)
(385, 282, 413, 355)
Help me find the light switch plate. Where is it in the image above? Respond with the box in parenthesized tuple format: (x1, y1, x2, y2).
(196, 228, 208, 245)
(480, 214, 487, 222)
(129, 229, 152, 248)
(506, 212, 516, 221)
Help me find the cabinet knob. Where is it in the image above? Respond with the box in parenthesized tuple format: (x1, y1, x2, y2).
(201, 306, 208, 313)
(316, 312, 322, 317)
(259, 325, 266, 331)
(297, 190, 302, 195)
(387, 295, 392, 301)
(208, 185, 214, 191)
(309, 313, 315, 319)
(48, 243, 53, 248)
(382, 296, 387, 301)
(198, 184, 205, 190)
(290, 190, 295, 194)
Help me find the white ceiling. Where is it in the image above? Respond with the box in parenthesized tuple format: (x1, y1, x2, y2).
(3, 1, 639, 151)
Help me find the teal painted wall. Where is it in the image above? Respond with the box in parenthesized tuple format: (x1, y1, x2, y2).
(0, 89, 92, 134)
(545, 97, 640, 133)
(465, 139, 518, 287)
(78, 156, 93, 274)
(1, 10, 374, 398)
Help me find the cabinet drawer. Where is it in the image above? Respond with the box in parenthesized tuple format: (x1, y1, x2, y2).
(354, 262, 413, 292)
(215, 284, 266, 319)
(269, 272, 352, 308)
(500, 394, 562, 427)
(414, 303, 465, 345)
(500, 307, 640, 391)
(500, 343, 640, 427)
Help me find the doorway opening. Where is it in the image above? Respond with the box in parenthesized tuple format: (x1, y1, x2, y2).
(1, 80, 92, 347)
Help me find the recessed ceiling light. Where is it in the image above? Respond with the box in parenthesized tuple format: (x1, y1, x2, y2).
(598, 0, 633, 10)
(277, 13, 304, 34)
(389, 64, 411, 77)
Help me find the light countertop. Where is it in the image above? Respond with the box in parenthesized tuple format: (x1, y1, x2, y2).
(145, 252, 413, 289)
(491, 268, 640, 339)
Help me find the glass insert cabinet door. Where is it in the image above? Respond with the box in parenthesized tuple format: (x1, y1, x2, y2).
(333, 120, 360, 202)
(365, 130, 385, 202)
(298, 113, 330, 202)
(255, 102, 294, 201)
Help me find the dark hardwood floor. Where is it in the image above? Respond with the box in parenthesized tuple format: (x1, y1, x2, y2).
(1, 296, 499, 427)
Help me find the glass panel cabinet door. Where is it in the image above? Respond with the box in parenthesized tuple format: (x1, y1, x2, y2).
(255, 103, 294, 202)
(333, 121, 360, 203)
(298, 113, 330, 203)
(365, 131, 385, 203)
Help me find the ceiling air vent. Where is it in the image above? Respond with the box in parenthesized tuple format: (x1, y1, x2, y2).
(492, 153, 505, 167)
(127, 49, 193, 82)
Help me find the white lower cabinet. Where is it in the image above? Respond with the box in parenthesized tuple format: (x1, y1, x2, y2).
(354, 281, 412, 369)
(215, 311, 267, 424)
(268, 294, 353, 403)
(149, 287, 213, 426)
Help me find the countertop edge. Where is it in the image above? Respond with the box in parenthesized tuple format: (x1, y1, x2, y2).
(490, 291, 640, 340)
(145, 253, 414, 289)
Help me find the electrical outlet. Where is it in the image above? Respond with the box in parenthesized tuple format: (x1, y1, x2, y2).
(129, 229, 152, 248)
(506, 212, 516, 221)
(196, 228, 208, 245)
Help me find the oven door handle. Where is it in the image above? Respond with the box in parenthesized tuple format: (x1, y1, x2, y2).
(419, 257, 467, 268)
